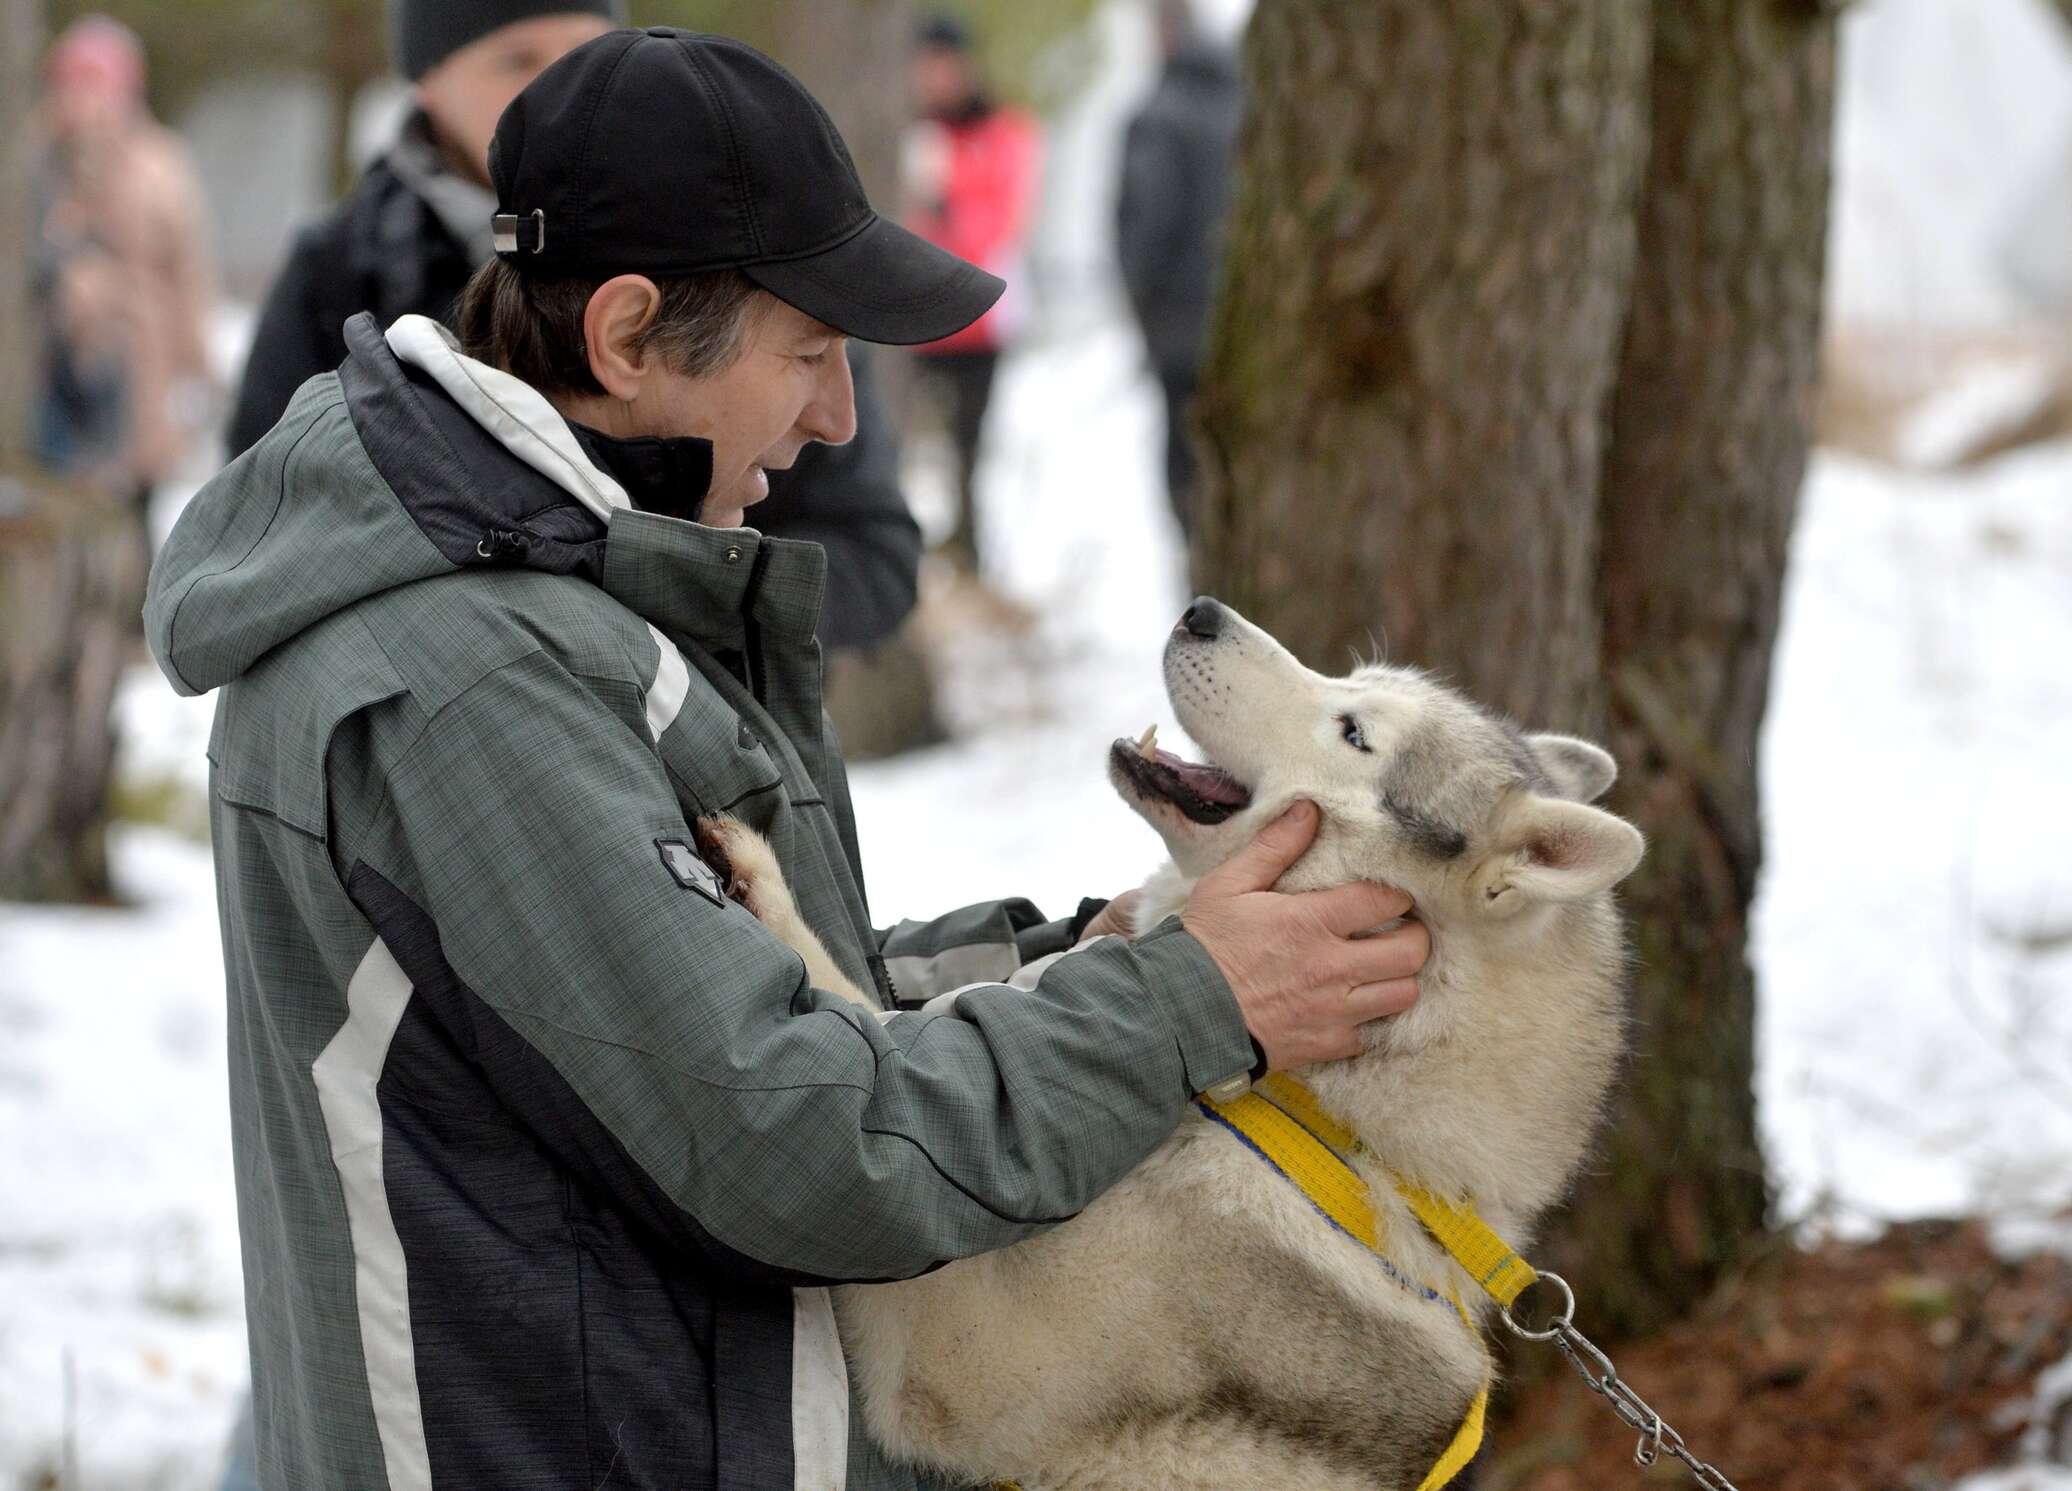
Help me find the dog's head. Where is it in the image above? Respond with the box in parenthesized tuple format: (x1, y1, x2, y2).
(1109, 598, 1643, 925)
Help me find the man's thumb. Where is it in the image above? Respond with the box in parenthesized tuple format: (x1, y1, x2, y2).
(1207, 800, 1318, 895)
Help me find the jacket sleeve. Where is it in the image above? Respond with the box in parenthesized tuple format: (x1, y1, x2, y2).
(751, 346, 921, 651)
(876, 897, 1100, 1004)
(365, 650, 1256, 1286)
(226, 221, 351, 460)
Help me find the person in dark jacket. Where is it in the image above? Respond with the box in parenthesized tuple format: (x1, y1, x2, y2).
(226, 0, 920, 651)
(1116, 0, 1244, 538)
(156, 29, 1428, 1489)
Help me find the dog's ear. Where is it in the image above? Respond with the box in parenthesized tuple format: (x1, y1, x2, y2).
(1525, 733, 1618, 803)
(1474, 794, 1644, 911)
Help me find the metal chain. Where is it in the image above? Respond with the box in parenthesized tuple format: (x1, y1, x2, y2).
(1501, 1272, 1743, 1491)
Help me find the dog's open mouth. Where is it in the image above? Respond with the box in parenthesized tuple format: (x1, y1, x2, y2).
(1109, 725, 1254, 825)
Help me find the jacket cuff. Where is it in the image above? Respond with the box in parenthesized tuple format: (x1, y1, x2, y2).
(881, 897, 1050, 1004)
(1013, 897, 1109, 965)
(1131, 914, 1254, 1098)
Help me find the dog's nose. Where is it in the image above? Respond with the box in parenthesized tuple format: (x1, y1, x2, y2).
(1177, 597, 1225, 640)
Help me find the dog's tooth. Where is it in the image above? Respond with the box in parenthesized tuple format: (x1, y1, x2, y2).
(1137, 725, 1159, 760)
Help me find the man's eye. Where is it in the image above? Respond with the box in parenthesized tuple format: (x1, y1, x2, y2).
(1339, 715, 1371, 752)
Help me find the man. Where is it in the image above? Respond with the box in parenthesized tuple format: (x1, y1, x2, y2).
(1116, 0, 1244, 539)
(228, 0, 920, 651)
(903, 14, 1042, 571)
(147, 30, 1427, 1488)
(37, 14, 216, 500)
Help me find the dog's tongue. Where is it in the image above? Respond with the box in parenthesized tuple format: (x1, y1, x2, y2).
(1154, 748, 1251, 808)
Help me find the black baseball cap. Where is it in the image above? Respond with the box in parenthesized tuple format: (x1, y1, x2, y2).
(488, 27, 1005, 346)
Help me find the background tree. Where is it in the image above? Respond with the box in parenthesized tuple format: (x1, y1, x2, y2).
(1196, 0, 1839, 1336)
(1569, 0, 1835, 1334)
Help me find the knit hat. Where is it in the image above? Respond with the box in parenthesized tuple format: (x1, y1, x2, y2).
(390, 0, 628, 83)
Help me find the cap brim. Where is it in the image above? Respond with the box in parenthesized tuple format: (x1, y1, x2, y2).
(744, 215, 1004, 346)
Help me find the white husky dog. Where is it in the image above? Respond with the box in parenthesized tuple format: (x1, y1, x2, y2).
(703, 597, 1643, 1490)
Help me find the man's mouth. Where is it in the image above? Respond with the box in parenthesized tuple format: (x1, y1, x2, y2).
(1108, 724, 1253, 825)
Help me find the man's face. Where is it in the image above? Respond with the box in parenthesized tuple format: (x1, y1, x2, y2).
(416, 13, 616, 186)
(638, 298, 859, 529)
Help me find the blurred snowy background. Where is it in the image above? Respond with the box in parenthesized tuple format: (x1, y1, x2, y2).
(3, 0, 2071, 1484)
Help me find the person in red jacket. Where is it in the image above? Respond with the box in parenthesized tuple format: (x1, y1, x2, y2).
(904, 14, 1042, 571)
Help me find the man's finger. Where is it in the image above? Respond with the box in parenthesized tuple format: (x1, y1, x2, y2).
(1303, 878, 1414, 935)
(1323, 920, 1431, 988)
(1346, 977, 1420, 1022)
(1200, 800, 1318, 896)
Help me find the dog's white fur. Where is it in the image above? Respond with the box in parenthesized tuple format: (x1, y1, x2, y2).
(710, 603, 1642, 1490)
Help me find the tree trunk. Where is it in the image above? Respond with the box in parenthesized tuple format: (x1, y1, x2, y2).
(318, 0, 388, 194)
(768, 0, 913, 210)
(1196, 0, 1838, 1337)
(1193, 0, 1651, 730)
(0, 0, 147, 905)
(0, 483, 148, 903)
(1543, 0, 1838, 1337)
(1, 0, 39, 455)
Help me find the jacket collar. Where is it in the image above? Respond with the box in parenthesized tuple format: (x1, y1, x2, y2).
(569, 423, 713, 524)
(377, 314, 825, 655)
(600, 513, 826, 656)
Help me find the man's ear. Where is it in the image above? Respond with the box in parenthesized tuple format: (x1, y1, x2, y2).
(1525, 733, 1618, 802)
(582, 275, 664, 401)
(1473, 794, 1644, 912)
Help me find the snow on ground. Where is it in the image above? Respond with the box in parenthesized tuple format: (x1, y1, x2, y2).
(1754, 440, 2072, 1233)
(0, 831, 245, 1490)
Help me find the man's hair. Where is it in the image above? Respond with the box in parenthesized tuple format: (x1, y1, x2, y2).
(455, 259, 769, 398)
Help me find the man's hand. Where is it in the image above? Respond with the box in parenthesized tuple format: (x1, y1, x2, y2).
(1182, 801, 1428, 1071)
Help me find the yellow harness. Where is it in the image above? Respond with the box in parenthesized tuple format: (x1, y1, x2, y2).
(1197, 1073, 1536, 1489)
(993, 1072, 1536, 1491)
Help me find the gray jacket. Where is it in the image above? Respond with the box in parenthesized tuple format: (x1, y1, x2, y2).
(144, 314, 1252, 1489)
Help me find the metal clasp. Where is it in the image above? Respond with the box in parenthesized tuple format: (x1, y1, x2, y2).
(492, 208, 547, 255)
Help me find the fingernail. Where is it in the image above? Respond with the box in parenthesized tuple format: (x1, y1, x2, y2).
(1282, 801, 1313, 822)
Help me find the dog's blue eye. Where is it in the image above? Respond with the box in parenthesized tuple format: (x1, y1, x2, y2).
(1339, 715, 1371, 753)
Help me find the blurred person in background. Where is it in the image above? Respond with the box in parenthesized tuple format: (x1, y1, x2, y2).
(36, 14, 218, 506)
(1116, 0, 1242, 541)
(903, 14, 1043, 572)
(226, 0, 924, 654)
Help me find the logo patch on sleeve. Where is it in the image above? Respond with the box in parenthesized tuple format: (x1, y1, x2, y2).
(655, 837, 728, 907)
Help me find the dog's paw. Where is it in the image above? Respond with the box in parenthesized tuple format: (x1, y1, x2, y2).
(693, 814, 798, 925)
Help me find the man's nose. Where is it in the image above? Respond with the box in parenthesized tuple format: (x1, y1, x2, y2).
(803, 350, 858, 447)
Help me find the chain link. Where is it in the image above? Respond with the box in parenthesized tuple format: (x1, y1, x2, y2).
(1502, 1272, 1743, 1491)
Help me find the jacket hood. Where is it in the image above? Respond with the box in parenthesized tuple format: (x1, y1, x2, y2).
(146, 313, 711, 696)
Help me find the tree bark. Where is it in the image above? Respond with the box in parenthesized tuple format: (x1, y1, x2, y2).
(767, 0, 913, 210)
(1544, 0, 1837, 1337)
(1, 0, 39, 456)
(0, 483, 147, 903)
(1193, 0, 1651, 729)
